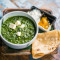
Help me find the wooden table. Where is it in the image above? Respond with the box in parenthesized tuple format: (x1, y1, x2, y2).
(0, 0, 60, 60)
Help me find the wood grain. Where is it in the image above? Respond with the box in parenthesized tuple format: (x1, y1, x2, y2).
(0, 53, 29, 60)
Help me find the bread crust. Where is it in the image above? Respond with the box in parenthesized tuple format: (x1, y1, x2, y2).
(32, 30, 59, 59)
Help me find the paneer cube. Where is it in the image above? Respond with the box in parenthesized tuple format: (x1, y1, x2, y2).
(15, 21, 21, 26)
(16, 32, 21, 36)
(20, 24, 25, 28)
(9, 23, 16, 29)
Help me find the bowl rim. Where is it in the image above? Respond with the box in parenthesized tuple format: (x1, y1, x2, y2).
(0, 11, 38, 46)
(38, 24, 51, 31)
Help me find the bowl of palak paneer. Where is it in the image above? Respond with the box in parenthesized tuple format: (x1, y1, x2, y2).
(0, 11, 38, 49)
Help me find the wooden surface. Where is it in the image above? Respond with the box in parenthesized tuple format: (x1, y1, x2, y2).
(0, 0, 60, 18)
(0, 40, 60, 60)
(1, 8, 54, 56)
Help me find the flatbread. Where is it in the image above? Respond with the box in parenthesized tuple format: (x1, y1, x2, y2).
(32, 30, 59, 59)
(58, 31, 60, 44)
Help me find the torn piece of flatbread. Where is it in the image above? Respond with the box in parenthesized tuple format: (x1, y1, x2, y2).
(32, 30, 59, 59)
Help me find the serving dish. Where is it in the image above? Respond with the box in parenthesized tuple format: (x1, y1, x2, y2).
(0, 11, 38, 49)
(0, 8, 58, 56)
(29, 6, 56, 31)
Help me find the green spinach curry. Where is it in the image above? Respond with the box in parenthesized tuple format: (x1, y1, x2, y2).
(1, 16, 36, 44)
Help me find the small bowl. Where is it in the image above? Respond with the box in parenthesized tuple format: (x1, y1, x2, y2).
(0, 11, 38, 49)
(30, 6, 56, 31)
